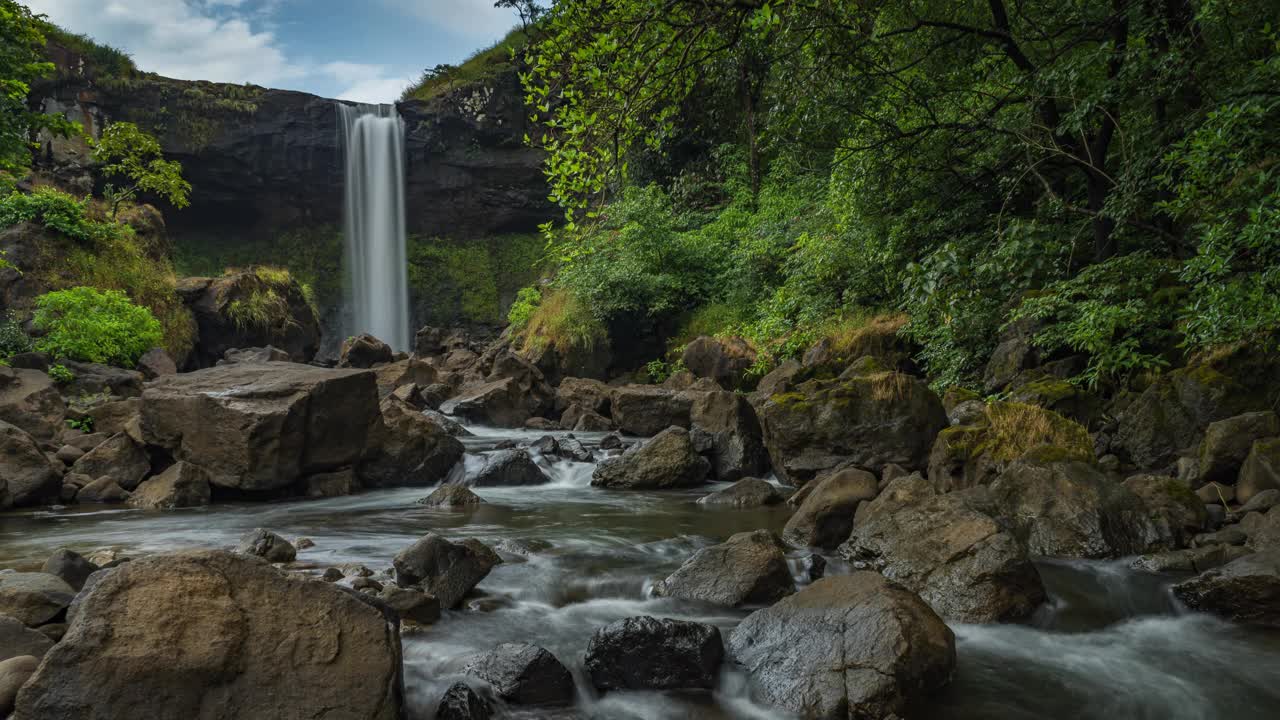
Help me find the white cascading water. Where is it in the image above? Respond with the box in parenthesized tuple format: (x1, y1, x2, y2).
(337, 103, 410, 351)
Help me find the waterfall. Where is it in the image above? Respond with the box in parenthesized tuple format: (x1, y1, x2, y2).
(337, 103, 410, 352)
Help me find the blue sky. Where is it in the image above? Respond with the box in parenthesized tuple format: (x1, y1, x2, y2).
(23, 0, 522, 102)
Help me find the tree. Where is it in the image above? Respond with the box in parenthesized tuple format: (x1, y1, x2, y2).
(495, 0, 545, 30)
(91, 122, 190, 217)
(0, 1, 77, 184)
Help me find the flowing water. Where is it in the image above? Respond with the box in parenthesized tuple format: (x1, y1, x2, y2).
(3, 424, 1279, 719)
(338, 103, 410, 351)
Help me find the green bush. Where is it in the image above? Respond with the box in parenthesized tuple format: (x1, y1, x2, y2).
(0, 188, 107, 242)
(0, 311, 31, 358)
(32, 287, 163, 367)
(47, 363, 74, 384)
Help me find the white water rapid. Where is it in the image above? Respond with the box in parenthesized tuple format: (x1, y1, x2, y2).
(338, 103, 410, 351)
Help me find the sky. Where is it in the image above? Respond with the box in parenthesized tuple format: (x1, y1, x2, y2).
(23, 0, 522, 103)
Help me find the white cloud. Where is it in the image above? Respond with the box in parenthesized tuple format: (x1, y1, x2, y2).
(25, 0, 305, 87)
(321, 61, 416, 104)
(385, 0, 519, 38)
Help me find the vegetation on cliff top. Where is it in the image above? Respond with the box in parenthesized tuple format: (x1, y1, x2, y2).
(401, 26, 530, 102)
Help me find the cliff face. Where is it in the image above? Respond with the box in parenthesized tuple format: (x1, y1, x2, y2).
(33, 47, 553, 243)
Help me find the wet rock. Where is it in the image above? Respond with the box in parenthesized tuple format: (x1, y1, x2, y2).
(0, 367, 65, 442)
(304, 467, 360, 498)
(1132, 545, 1253, 573)
(523, 417, 558, 432)
(128, 461, 212, 509)
(235, 528, 297, 563)
(135, 347, 177, 379)
(436, 681, 492, 720)
(340, 333, 394, 369)
(360, 395, 465, 488)
(393, 533, 500, 608)
(464, 643, 574, 706)
(469, 448, 550, 486)
(689, 390, 769, 482)
(418, 483, 485, 508)
(681, 336, 757, 390)
(600, 432, 623, 451)
(783, 466, 879, 549)
(555, 436, 592, 462)
(592, 427, 710, 490)
(378, 586, 441, 624)
(75, 476, 130, 504)
(696, 477, 782, 508)
(40, 549, 98, 592)
(610, 385, 693, 436)
(1239, 437, 1280, 505)
(988, 451, 1156, 558)
(0, 572, 75, 626)
(727, 573, 955, 719)
(757, 368, 947, 485)
(1123, 474, 1208, 549)
(0, 420, 60, 509)
(221, 346, 291, 364)
(0, 655, 39, 717)
(0, 617, 53, 662)
(424, 409, 471, 436)
(1172, 551, 1280, 627)
(1197, 412, 1279, 485)
(1240, 489, 1280, 515)
(654, 530, 795, 607)
(294, 537, 315, 550)
(840, 475, 1045, 623)
(142, 363, 380, 492)
(322, 568, 344, 582)
(12, 550, 403, 720)
(585, 616, 723, 691)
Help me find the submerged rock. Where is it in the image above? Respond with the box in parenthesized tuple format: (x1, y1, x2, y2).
(591, 426, 710, 490)
(436, 682, 492, 720)
(234, 528, 297, 563)
(417, 484, 485, 508)
(463, 643, 574, 706)
(585, 616, 723, 691)
(727, 573, 955, 720)
(696, 477, 782, 508)
(12, 550, 403, 720)
(393, 533, 500, 608)
(654, 530, 795, 607)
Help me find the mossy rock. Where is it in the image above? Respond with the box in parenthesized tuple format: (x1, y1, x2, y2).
(942, 386, 981, 413)
(928, 402, 1094, 492)
(1008, 375, 1103, 429)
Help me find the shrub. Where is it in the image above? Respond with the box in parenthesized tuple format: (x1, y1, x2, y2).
(47, 363, 74, 384)
(32, 286, 163, 367)
(507, 285, 541, 331)
(0, 187, 106, 242)
(518, 287, 607, 354)
(0, 311, 31, 358)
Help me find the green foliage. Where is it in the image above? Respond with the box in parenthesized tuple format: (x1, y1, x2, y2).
(515, 287, 608, 355)
(92, 122, 191, 216)
(46, 363, 74, 384)
(225, 267, 298, 333)
(1, 2, 79, 181)
(507, 285, 541, 331)
(65, 416, 93, 433)
(36, 21, 135, 77)
(401, 26, 529, 102)
(408, 234, 545, 325)
(0, 186, 105, 241)
(32, 286, 163, 367)
(0, 310, 30, 358)
(644, 358, 686, 384)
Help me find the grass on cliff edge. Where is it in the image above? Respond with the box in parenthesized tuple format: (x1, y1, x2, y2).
(400, 26, 528, 102)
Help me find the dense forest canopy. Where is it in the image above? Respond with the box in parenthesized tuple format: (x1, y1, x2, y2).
(512, 0, 1280, 390)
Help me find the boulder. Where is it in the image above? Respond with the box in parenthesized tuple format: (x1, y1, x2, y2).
(591, 427, 710, 490)
(301, 467, 358, 497)
(1197, 412, 1280, 485)
(609, 385, 692, 436)
(988, 451, 1157, 558)
(1241, 489, 1280, 515)
(417, 484, 485, 508)
(436, 682, 491, 720)
(750, 359, 802, 402)
(40, 549, 97, 592)
(1007, 374, 1103, 429)
(439, 350, 554, 427)
(681, 336, 757, 390)
(564, 406, 613, 432)
(757, 369, 947, 485)
(689, 390, 769, 482)
(75, 477, 130, 504)
(135, 348, 177, 379)
(0, 656, 39, 717)
(463, 643, 574, 706)
(373, 358, 439, 395)
(142, 363, 381, 492)
(128, 461, 212, 509)
(727, 573, 955, 720)
(359, 395, 465, 488)
(221, 346, 291, 364)
(393, 534, 500, 608)
(54, 444, 83, 464)
(696, 477, 782, 508)
(983, 316, 1040, 393)
(66, 433, 148, 492)
(1247, 507, 1280, 552)
(0, 420, 60, 508)
(468, 448, 550, 487)
(1239, 437, 1280, 505)
(0, 367, 64, 442)
(1122, 474, 1208, 549)
(340, 333, 395, 368)
(1172, 551, 1280, 628)
(424, 409, 471, 436)
(11, 551, 403, 720)
(555, 377, 611, 415)
(0, 617, 54, 662)
(0, 572, 75, 626)
(60, 361, 144, 399)
(654, 530, 795, 607)
(585, 616, 723, 691)
(377, 586, 441, 625)
(839, 475, 1045, 623)
(783, 466, 879, 549)
(234, 528, 297, 563)
(1131, 545, 1253, 573)
(178, 272, 321, 369)
(83, 398, 141, 441)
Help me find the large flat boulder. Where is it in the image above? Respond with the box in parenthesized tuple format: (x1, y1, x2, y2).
(757, 368, 947, 485)
(13, 551, 403, 720)
(141, 362, 380, 492)
(727, 573, 955, 720)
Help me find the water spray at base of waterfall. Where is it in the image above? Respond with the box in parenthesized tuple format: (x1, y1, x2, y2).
(338, 103, 410, 352)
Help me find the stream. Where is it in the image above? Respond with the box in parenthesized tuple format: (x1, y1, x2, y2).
(3, 424, 1280, 719)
